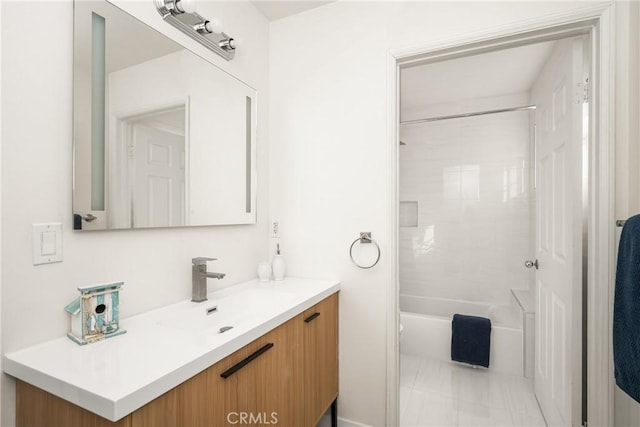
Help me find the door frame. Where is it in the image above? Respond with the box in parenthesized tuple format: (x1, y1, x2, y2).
(108, 99, 190, 228)
(386, 3, 616, 426)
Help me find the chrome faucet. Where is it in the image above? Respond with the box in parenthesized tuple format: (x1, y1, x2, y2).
(192, 257, 226, 302)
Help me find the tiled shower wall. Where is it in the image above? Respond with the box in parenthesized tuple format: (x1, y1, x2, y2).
(399, 95, 533, 306)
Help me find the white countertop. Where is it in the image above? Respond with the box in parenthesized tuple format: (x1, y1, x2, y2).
(3, 277, 340, 421)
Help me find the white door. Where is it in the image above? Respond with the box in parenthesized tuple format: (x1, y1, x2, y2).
(531, 37, 585, 426)
(132, 123, 185, 227)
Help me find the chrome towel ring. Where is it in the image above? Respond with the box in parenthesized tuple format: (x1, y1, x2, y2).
(349, 232, 381, 269)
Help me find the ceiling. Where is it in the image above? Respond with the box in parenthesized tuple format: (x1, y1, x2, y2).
(401, 41, 556, 116)
(251, 1, 336, 21)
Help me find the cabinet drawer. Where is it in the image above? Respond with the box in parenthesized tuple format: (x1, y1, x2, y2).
(302, 293, 339, 426)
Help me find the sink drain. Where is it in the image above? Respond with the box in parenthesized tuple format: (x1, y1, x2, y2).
(219, 326, 233, 334)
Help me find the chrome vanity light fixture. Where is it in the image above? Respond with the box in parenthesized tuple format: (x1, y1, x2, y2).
(154, 0, 236, 60)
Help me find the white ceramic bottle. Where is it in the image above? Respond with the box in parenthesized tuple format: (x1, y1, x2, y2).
(272, 244, 286, 281)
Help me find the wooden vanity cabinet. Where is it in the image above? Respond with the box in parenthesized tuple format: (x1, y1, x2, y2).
(302, 293, 339, 426)
(16, 380, 132, 427)
(129, 342, 252, 426)
(131, 314, 304, 427)
(16, 292, 338, 427)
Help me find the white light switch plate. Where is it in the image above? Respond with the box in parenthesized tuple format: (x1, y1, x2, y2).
(33, 223, 63, 265)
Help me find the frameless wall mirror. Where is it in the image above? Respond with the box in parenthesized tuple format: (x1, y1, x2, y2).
(73, 0, 257, 231)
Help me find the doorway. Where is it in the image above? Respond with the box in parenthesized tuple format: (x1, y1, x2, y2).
(389, 6, 615, 427)
(109, 105, 187, 228)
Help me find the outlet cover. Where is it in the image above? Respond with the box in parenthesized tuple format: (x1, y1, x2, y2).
(271, 220, 281, 238)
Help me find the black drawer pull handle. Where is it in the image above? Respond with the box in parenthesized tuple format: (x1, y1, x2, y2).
(220, 343, 274, 379)
(304, 312, 321, 323)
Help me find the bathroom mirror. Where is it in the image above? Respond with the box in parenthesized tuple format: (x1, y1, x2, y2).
(73, 0, 256, 230)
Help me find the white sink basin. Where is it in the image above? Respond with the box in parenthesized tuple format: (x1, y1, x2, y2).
(157, 302, 246, 334)
(158, 288, 297, 334)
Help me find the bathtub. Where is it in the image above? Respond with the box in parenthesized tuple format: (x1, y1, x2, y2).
(400, 294, 525, 376)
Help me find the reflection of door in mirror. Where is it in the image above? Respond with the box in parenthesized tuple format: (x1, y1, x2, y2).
(132, 112, 185, 228)
(109, 107, 186, 228)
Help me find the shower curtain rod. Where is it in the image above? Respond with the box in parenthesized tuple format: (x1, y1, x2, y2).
(400, 104, 536, 125)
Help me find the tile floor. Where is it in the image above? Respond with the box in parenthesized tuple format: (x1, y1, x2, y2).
(400, 354, 547, 427)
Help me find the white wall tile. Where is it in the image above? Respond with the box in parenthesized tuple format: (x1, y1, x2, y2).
(400, 96, 533, 305)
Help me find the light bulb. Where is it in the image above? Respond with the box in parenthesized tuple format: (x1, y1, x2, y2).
(194, 19, 222, 34)
(175, 0, 197, 14)
(208, 18, 223, 34)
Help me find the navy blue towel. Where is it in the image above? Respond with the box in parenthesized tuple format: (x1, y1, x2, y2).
(613, 214, 640, 403)
(451, 314, 491, 368)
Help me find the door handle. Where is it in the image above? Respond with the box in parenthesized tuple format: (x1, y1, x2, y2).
(81, 214, 98, 222)
(220, 343, 274, 379)
(304, 312, 321, 323)
(525, 259, 539, 269)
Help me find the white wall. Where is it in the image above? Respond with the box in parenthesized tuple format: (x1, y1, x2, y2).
(269, 2, 630, 426)
(614, 2, 640, 426)
(615, 0, 640, 218)
(614, 0, 640, 423)
(0, 0, 3, 421)
(399, 93, 533, 306)
(0, 1, 269, 426)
